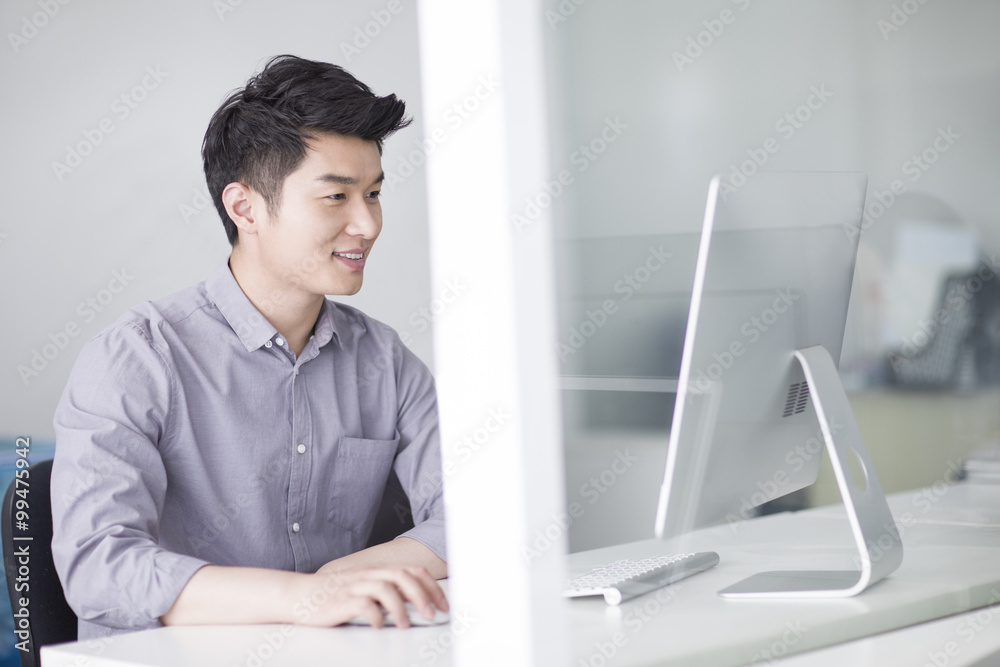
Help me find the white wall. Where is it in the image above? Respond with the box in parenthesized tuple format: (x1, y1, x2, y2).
(0, 0, 434, 440)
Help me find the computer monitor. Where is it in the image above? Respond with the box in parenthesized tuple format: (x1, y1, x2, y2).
(653, 171, 903, 597)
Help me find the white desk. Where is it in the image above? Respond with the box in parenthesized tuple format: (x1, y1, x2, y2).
(41, 482, 1000, 667)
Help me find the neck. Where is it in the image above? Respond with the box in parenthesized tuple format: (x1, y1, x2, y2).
(228, 249, 323, 357)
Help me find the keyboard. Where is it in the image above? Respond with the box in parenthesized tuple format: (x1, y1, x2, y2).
(563, 551, 720, 605)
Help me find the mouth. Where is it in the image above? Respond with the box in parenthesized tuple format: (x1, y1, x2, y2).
(332, 249, 367, 271)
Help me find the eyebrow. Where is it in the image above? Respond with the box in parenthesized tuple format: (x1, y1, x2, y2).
(315, 172, 385, 187)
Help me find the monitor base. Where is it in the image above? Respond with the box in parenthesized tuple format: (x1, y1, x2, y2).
(719, 345, 904, 598)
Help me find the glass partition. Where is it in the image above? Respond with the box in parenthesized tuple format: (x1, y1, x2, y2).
(542, 0, 1000, 551)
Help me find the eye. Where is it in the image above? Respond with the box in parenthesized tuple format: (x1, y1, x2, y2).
(367, 190, 382, 200)
(327, 193, 346, 201)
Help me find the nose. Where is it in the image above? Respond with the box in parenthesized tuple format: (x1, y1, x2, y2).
(345, 197, 381, 239)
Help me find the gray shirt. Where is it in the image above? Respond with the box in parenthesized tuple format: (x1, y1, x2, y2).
(51, 261, 446, 639)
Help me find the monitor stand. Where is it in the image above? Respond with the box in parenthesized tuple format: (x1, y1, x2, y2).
(719, 345, 904, 598)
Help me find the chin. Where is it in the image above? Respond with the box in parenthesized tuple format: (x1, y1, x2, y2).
(321, 281, 363, 297)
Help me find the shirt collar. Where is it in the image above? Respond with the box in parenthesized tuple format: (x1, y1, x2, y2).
(312, 298, 339, 349)
(206, 261, 340, 352)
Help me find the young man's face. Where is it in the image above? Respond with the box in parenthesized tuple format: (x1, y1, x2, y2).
(249, 133, 384, 298)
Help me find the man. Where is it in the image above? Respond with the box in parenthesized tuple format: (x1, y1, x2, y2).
(51, 55, 448, 639)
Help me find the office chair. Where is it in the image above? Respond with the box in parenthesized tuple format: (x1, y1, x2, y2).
(886, 267, 1000, 388)
(365, 470, 416, 548)
(2, 459, 77, 667)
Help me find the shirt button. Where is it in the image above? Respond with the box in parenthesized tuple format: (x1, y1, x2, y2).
(276, 338, 284, 346)
(264, 340, 272, 348)
(297, 444, 306, 454)
(292, 523, 300, 533)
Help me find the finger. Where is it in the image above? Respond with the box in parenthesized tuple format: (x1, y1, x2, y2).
(350, 580, 409, 629)
(350, 568, 436, 619)
(382, 569, 444, 619)
(350, 598, 386, 629)
(404, 567, 449, 613)
(388, 570, 434, 618)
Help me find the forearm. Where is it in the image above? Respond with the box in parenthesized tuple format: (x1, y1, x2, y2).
(160, 565, 312, 626)
(322, 536, 447, 579)
(162, 557, 448, 629)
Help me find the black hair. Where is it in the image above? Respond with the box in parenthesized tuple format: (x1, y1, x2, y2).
(202, 55, 411, 245)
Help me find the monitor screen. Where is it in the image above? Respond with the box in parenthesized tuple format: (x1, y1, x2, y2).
(655, 172, 903, 597)
(654, 172, 867, 540)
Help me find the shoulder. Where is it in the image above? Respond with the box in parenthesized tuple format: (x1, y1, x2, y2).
(81, 279, 212, 366)
(326, 300, 433, 386)
(99, 280, 212, 344)
(326, 299, 404, 349)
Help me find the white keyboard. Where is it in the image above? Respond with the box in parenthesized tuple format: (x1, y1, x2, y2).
(564, 551, 720, 605)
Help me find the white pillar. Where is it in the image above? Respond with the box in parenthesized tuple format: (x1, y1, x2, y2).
(417, 1, 570, 665)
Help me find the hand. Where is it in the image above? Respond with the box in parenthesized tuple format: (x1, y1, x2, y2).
(292, 564, 449, 629)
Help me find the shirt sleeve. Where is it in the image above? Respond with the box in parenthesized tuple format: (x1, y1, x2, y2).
(388, 339, 448, 563)
(51, 320, 209, 631)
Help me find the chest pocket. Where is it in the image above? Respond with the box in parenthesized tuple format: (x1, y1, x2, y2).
(326, 434, 400, 534)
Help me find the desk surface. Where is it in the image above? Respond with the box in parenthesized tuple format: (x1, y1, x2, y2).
(42, 482, 1000, 667)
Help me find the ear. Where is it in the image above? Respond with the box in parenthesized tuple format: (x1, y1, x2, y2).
(222, 182, 262, 240)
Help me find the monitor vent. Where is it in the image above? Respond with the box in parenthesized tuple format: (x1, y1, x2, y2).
(782, 381, 810, 418)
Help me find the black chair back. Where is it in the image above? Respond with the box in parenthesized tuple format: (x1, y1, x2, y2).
(2, 458, 77, 667)
(365, 470, 415, 548)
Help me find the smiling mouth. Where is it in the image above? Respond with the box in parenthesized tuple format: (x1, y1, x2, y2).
(332, 251, 364, 260)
